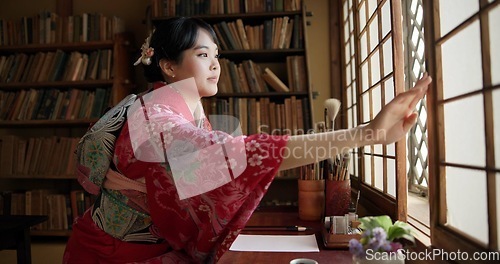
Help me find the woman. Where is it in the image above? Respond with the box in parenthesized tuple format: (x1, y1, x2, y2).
(63, 17, 431, 263)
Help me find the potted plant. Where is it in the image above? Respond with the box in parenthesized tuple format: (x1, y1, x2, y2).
(349, 215, 415, 263)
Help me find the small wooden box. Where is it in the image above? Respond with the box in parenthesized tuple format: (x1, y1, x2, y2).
(322, 228, 362, 249)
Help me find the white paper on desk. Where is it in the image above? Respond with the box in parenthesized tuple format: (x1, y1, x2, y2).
(229, 234, 319, 252)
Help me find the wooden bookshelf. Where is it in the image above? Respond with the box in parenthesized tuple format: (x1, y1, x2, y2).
(0, 9, 135, 236)
(151, 0, 314, 205)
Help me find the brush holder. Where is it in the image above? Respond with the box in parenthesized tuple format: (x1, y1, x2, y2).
(325, 179, 351, 216)
(298, 179, 325, 221)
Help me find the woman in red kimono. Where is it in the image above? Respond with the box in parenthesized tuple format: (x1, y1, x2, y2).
(63, 17, 431, 263)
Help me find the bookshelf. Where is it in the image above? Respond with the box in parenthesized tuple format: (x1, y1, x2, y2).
(151, 0, 313, 209)
(0, 10, 135, 236)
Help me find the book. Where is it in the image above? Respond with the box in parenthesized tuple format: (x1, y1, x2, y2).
(19, 53, 36, 82)
(36, 51, 55, 82)
(236, 19, 250, 50)
(22, 138, 35, 174)
(0, 135, 16, 176)
(30, 52, 46, 82)
(262, 67, 290, 92)
(219, 21, 238, 50)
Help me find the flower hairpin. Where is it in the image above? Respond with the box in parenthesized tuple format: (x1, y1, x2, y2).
(134, 34, 154, 66)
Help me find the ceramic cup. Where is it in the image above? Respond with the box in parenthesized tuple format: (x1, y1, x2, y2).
(289, 258, 319, 264)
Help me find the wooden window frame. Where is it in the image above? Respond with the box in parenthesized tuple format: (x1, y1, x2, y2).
(424, 0, 499, 254)
(333, 0, 499, 257)
(333, 0, 407, 221)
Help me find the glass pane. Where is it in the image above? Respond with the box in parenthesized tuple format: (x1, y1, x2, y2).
(411, 0, 418, 13)
(348, 108, 353, 128)
(384, 77, 394, 102)
(381, 1, 391, 38)
(343, 0, 349, 22)
(364, 155, 372, 184)
(441, 21, 482, 99)
(494, 89, 500, 168)
(347, 86, 352, 106)
(353, 95, 358, 126)
(352, 80, 357, 104)
(370, 16, 379, 52)
(360, 32, 368, 61)
(364, 145, 371, 155)
(351, 37, 355, 60)
(368, 0, 377, 18)
(359, 2, 367, 31)
(344, 21, 350, 46)
(350, 9, 354, 35)
(374, 156, 384, 191)
(387, 158, 396, 197)
(374, 143, 382, 155)
(371, 50, 380, 85)
(344, 23, 351, 45)
(351, 151, 358, 177)
(362, 92, 371, 122)
(346, 62, 352, 83)
(383, 38, 393, 76)
(372, 85, 382, 116)
(439, 0, 479, 37)
(490, 4, 500, 86)
(362, 62, 369, 92)
(445, 166, 488, 245)
(351, 60, 356, 83)
(387, 143, 395, 157)
(444, 95, 485, 167)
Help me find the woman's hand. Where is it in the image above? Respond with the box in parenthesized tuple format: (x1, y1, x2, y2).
(365, 73, 432, 145)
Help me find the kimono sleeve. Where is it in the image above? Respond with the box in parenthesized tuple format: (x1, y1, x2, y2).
(141, 127, 289, 263)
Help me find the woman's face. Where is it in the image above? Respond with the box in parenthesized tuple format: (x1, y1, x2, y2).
(171, 29, 220, 97)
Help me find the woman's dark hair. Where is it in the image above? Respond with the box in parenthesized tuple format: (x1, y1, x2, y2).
(142, 17, 219, 83)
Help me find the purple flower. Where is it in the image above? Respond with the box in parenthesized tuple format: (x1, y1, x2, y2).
(390, 242, 403, 252)
(380, 241, 392, 251)
(349, 239, 365, 257)
(361, 229, 371, 238)
(365, 227, 387, 251)
(372, 227, 387, 241)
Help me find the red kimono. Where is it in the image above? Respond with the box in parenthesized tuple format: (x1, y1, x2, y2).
(64, 83, 288, 263)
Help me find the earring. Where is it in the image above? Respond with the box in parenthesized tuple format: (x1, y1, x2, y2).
(171, 74, 175, 78)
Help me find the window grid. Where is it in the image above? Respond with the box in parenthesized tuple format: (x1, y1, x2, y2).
(426, 0, 499, 252)
(357, 0, 399, 197)
(340, 0, 406, 219)
(342, 0, 359, 178)
(403, 0, 429, 197)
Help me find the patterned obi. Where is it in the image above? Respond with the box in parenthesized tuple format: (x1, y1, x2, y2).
(90, 169, 163, 244)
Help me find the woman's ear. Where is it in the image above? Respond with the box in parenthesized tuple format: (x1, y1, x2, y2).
(159, 59, 176, 78)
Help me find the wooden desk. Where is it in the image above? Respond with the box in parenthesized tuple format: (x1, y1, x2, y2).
(218, 211, 352, 263)
(0, 215, 48, 264)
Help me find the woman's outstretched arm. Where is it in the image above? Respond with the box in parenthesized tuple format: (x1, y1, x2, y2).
(279, 74, 432, 171)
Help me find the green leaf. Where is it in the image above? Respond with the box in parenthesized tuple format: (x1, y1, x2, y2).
(387, 221, 415, 243)
(358, 216, 415, 245)
(358, 215, 393, 232)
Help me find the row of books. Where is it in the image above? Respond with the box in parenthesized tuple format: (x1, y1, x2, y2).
(213, 15, 303, 50)
(0, 189, 94, 231)
(0, 49, 113, 84)
(218, 56, 306, 94)
(202, 96, 311, 135)
(0, 135, 80, 177)
(0, 11, 125, 46)
(151, 0, 302, 17)
(0, 88, 111, 121)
